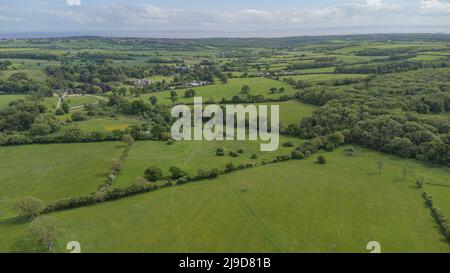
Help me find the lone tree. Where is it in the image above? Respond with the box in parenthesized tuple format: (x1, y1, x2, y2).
(184, 89, 196, 98)
(216, 147, 225, 156)
(270, 87, 278, 94)
(169, 166, 187, 179)
(149, 96, 158, 105)
(28, 216, 57, 252)
(317, 155, 327, 164)
(241, 85, 250, 94)
(144, 166, 163, 182)
(13, 197, 45, 218)
(61, 101, 70, 113)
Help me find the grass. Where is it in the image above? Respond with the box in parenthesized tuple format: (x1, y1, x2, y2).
(113, 136, 304, 188)
(0, 146, 445, 253)
(0, 142, 124, 217)
(274, 100, 317, 126)
(0, 95, 25, 109)
(70, 116, 142, 132)
(138, 77, 297, 105)
(64, 96, 102, 108)
(0, 69, 47, 81)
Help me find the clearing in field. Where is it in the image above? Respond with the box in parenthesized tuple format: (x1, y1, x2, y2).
(0, 95, 25, 109)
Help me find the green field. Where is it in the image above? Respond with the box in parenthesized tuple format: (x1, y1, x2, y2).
(2, 146, 446, 252)
(64, 96, 103, 108)
(139, 77, 296, 104)
(113, 137, 304, 188)
(70, 116, 142, 132)
(0, 95, 25, 109)
(275, 100, 317, 126)
(0, 142, 123, 216)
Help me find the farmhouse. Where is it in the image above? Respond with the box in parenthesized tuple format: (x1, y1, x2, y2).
(134, 79, 152, 86)
(188, 81, 209, 87)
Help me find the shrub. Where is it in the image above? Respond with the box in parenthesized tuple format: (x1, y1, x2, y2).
(144, 166, 163, 182)
(237, 148, 244, 154)
(225, 163, 236, 172)
(13, 197, 45, 218)
(55, 108, 65, 116)
(229, 151, 239, 157)
(251, 154, 258, 159)
(216, 147, 225, 156)
(283, 142, 294, 147)
(208, 168, 220, 178)
(121, 134, 134, 145)
(317, 155, 327, 164)
(416, 176, 425, 188)
(28, 216, 57, 252)
(111, 159, 123, 174)
(423, 192, 433, 207)
(71, 112, 87, 122)
(169, 166, 187, 179)
(184, 89, 196, 98)
(197, 168, 220, 179)
(291, 150, 305, 160)
(344, 146, 356, 156)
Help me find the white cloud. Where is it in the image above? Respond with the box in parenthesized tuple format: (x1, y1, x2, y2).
(0, 15, 23, 22)
(66, 0, 81, 7)
(3, 1, 450, 33)
(421, 0, 450, 12)
(367, 0, 383, 7)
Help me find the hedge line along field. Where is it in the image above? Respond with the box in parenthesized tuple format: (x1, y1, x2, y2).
(138, 77, 297, 104)
(0, 142, 124, 216)
(22, 146, 447, 253)
(113, 136, 305, 188)
(283, 74, 368, 82)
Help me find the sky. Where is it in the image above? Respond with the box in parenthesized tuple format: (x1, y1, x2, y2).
(0, 0, 450, 37)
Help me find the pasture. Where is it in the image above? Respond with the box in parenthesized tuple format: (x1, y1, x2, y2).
(113, 136, 304, 188)
(0, 146, 445, 252)
(139, 77, 297, 104)
(0, 95, 25, 109)
(0, 142, 124, 217)
(70, 116, 142, 132)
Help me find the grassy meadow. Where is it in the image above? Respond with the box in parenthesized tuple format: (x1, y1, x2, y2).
(0, 142, 124, 216)
(17, 146, 450, 253)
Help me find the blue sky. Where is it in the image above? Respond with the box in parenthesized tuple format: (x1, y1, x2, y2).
(1, 0, 450, 36)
